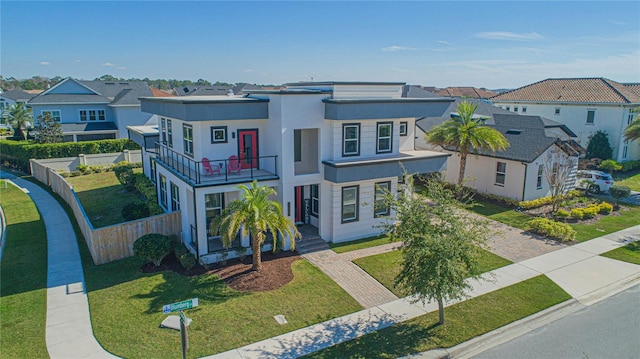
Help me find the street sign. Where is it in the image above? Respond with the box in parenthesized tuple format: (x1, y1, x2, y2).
(162, 298, 199, 314)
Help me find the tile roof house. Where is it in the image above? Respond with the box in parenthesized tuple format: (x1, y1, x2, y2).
(27, 78, 160, 142)
(415, 98, 583, 201)
(435, 87, 497, 99)
(491, 78, 640, 162)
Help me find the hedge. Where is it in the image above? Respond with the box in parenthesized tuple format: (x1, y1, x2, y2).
(528, 218, 576, 242)
(519, 190, 581, 210)
(0, 139, 140, 172)
(619, 160, 640, 172)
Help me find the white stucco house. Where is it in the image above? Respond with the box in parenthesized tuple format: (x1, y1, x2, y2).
(27, 77, 167, 142)
(416, 98, 583, 201)
(491, 78, 640, 162)
(128, 81, 453, 264)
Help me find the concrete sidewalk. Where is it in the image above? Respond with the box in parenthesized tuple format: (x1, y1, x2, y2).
(204, 225, 640, 359)
(6, 175, 119, 359)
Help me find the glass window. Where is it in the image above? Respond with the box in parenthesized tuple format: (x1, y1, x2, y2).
(374, 181, 391, 217)
(79, 110, 88, 121)
(555, 107, 561, 115)
(399, 121, 408, 136)
(514, 106, 519, 112)
(98, 110, 106, 121)
(211, 126, 227, 143)
(377, 122, 392, 153)
(536, 164, 543, 189)
(183, 124, 193, 156)
(160, 118, 167, 143)
(166, 119, 173, 147)
(623, 140, 628, 159)
(522, 107, 527, 113)
(159, 175, 167, 208)
(205, 193, 224, 237)
(150, 159, 156, 184)
(294, 129, 302, 162)
(170, 182, 180, 211)
(310, 184, 319, 216)
(495, 162, 506, 186)
(586, 110, 595, 124)
(43, 110, 61, 122)
(342, 124, 360, 156)
(341, 186, 359, 222)
(89, 110, 97, 121)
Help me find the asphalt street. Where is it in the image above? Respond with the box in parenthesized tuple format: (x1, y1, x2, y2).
(473, 284, 640, 359)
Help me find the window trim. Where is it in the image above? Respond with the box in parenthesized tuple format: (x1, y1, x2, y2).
(160, 118, 167, 143)
(376, 122, 393, 154)
(166, 119, 173, 148)
(341, 185, 359, 223)
(374, 181, 391, 217)
(159, 174, 167, 209)
(170, 182, 180, 211)
(586, 109, 595, 125)
(399, 121, 408, 136)
(150, 159, 156, 184)
(342, 123, 360, 157)
(42, 110, 61, 122)
(205, 192, 225, 238)
(310, 184, 319, 217)
(183, 124, 194, 157)
(211, 126, 228, 144)
(495, 161, 506, 186)
(536, 164, 543, 189)
(79, 110, 88, 122)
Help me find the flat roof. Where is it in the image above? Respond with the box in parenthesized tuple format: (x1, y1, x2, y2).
(138, 96, 269, 104)
(323, 97, 454, 104)
(126, 125, 159, 136)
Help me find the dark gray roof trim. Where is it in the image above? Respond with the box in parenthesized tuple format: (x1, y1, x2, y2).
(323, 154, 448, 183)
(140, 98, 269, 121)
(60, 122, 118, 132)
(324, 98, 453, 120)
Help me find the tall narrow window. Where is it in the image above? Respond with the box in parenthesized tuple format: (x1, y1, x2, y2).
(88, 110, 97, 121)
(294, 129, 302, 162)
(342, 124, 360, 156)
(376, 122, 393, 153)
(150, 159, 156, 184)
(79, 110, 88, 121)
(205, 193, 224, 237)
(628, 114, 635, 125)
(399, 121, 408, 136)
(160, 118, 167, 143)
(374, 181, 391, 217)
(310, 184, 319, 217)
(341, 185, 359, 223)
(586, 110, 595, 124)
(495, 162, 506, 186)
(623, 140, 629, 159)
(166, 119, 173, 147)
(170, 182, 180, 211)
(183, 124, 193, 156)
(159, 175, 167, 208)
(536, 164, 543, 189)
(98, 110, 106, 121)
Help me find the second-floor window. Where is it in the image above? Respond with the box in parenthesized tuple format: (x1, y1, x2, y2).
(586, 110, 595, 124)
(159, 175, 167, 208)
(170, 182, 180, 211)
(42, 110, 61, 122)
(183, 124, 193, 156)
(79, 110, 106, 121)
(343, 124, 360, 156)
(166, 119, 173, 148)
(377, 122, 393, 153)
(495, 162, 506, 186)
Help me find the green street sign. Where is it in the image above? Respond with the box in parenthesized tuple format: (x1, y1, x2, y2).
(163, 298, 199, 314)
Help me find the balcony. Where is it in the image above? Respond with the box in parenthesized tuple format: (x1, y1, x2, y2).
(155, 143, 278, 186)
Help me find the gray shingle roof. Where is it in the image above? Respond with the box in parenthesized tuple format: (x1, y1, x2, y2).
(28, 78, 152, 106)
(60, 122, 118, 132)
(402, 85, 444, 99)
(1, 89, 38, 101)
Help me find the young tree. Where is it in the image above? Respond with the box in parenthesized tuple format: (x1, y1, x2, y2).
(378, 176, 492, 325)
(426, 101, 509, 187)
(211, 180, 300, 271)
(624, 107, 640, 142)
(543, 148, 578, 212)
(585, 130, 613, 160)
(599, 159, 622, 175)
(1, 102, 32, 140)
(34, 112, 63, 143)
(609, 185, 631, 209)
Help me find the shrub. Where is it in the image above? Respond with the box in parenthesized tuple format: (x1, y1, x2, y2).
(570, 208, 584, 220)
(89, 165, 104, 173)
(597, 202, 613, 214)
(619, 160, 640, 172)
(76, 164, 89, 174)
(174, 243, 197, 271)
(122, 201, 150, 221)
(529, 217, 576, 242)
(599, 159, 622, 174)
(586, 130, 613, 160)
(133, 173, 163, 215)
(519, 191, 581, 210)
(582, 206, 598, 219)
(554, 209, 570, 219)
(609, 185, 631, 206)
(114, 161, 136, 190)
(133, 233, 172, 266)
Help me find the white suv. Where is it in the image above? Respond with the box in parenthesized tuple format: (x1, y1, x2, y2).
(575, 170, 614, 194)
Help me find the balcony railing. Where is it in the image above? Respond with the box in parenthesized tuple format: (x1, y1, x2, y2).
(155, 142, 278, 185)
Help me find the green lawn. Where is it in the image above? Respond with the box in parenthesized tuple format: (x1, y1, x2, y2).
(468, 202, 531, 230)
(353, 248, 512, 297)
(570, 205, 640, 242)
(614, 171, 640, 192)
(601, 241, 640, 265)
(0, 180, 49, 358)
(329, 234, 400, 254)
(305, 275, 570, 358)
(66, 171, 143, 228)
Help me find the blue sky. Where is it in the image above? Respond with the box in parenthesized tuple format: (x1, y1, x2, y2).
(2, 1, 639, 88)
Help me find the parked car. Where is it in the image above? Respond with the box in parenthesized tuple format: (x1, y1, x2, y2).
(575, 170, 614, 194)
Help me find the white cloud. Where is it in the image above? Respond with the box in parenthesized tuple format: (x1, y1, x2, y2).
(40, 61, 50, 66)
(474, 31, 543, 41)
(102, 62, 115, 67)
(382, 45, 418, 52)
(437, 40, 450, 45)
(116, 66, 126, 70)
(243, 69, 254, 73)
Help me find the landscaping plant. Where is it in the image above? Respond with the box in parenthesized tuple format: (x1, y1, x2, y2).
(609, 185, 631, 208)
(121, 201, 150, 221)
(132, 233, 173, 266)
(528, 217, 576, 242)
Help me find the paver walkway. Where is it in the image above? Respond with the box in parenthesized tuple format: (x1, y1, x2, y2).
(5, 175, 118, 359)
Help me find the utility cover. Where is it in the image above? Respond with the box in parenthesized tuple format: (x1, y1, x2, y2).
(160, 315, 192, 331)
(274, 315, 288, 325)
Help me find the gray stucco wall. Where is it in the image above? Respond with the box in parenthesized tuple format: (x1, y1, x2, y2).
(324, 99, 453, 120)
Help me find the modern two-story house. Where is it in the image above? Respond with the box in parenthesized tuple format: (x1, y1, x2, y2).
(130, 81, 453, 264)
(491, 78, 640, 162)
(27, 77, 161, 142)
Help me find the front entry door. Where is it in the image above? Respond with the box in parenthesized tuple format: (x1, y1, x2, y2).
(237, 129, 258, 169)
(294, 186, 304, 224)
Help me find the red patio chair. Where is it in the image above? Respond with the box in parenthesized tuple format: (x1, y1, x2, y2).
(227, 155, 242, 175)
(202, 157, 220, 176)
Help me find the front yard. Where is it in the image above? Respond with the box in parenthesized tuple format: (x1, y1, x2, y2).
(614, 170, 640, 192)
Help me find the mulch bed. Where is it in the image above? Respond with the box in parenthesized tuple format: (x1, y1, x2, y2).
(140, 250, 301, 292)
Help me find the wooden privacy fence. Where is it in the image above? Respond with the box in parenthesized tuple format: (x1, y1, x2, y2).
(30, 159, 181, 265)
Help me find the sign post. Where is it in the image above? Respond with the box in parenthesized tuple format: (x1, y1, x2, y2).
(162, 298, 198, 359)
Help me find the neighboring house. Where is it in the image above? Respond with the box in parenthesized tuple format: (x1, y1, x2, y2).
(27, 78, 160, 142)
(129, 81, 453, 264)
(0, 89, 40, 110)
(416, 98, 583, 201)
(173, 83, 278, 97)
(491, 78, 640, 162)
(435, 87, 497, 99)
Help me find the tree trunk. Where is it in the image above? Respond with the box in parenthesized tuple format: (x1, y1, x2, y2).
(457, 151, 468, 187)
(438, 297, 445, 325)
(251, 234, 263, 272)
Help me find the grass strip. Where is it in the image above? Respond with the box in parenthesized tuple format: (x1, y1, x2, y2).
(0, 180, 49, 358)
(305, 275, 570, 359)
(601, 241, 640, 265)
(353, 248, 512, 297)
(329, 235, 399, 254)
(570, 205, 640, 242)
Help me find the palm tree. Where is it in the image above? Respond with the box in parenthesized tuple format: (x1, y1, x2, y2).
(211, 180, 300, 271)
(426, 101, 509, 186)
(624, 107, 640, 142)
(1, 102, 32, 140)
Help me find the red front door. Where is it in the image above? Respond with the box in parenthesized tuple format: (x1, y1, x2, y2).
(294, 186, 303, 223)
(237, 129, 258, 169)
